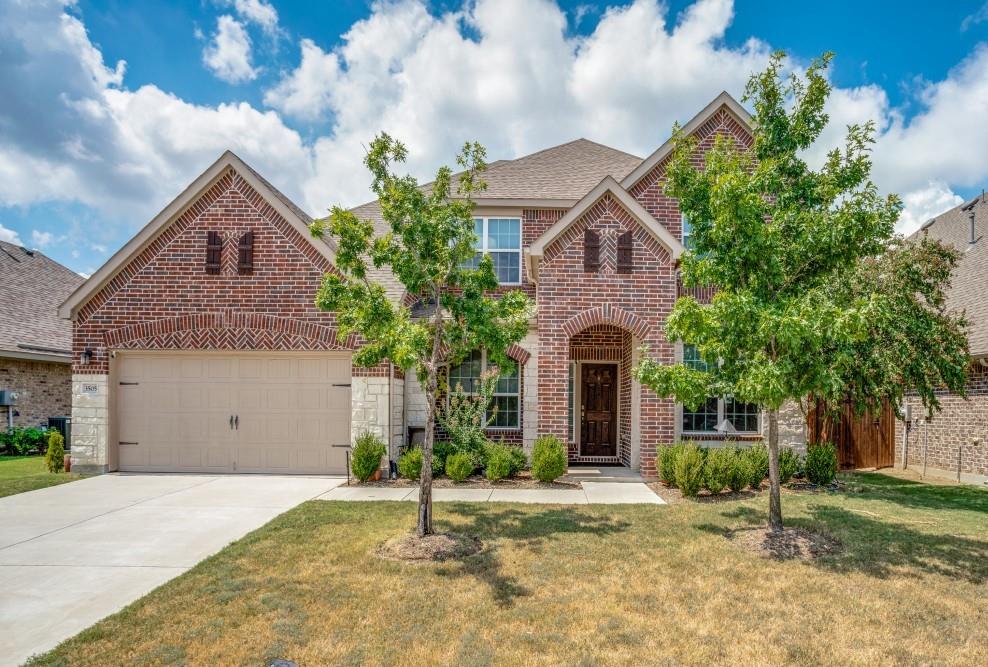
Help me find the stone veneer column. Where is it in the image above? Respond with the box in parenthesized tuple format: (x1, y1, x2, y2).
(70, 374, 109, 473)
(350, 376, 391, 447)
(761, 400, 807, 452)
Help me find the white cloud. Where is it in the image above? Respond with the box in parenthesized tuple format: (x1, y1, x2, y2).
(962, 2, 988, 31)
(31, 230, 55, 247)
(3, 0, 988, 251)
(229, 0, 280, 35)
(0, 223, 22, 245)
(202, 15, 258, 83)
(896, 182, 965, 235)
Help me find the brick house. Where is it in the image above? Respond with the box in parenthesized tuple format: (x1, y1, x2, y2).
(60, 92, 805, 476)
(1, 240, 84, 432)
(897, 194, 988, 483)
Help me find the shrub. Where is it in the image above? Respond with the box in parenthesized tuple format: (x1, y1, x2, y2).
(805, 442, 838, 486)
(778, 447, 800, 484)
(673, 443, 706, 497)
(438, 369, 498, 466)
(350, 432, 386, 482)
(506, 445, 527, 475)
(658, 443, 684, 487)
(45, 431, 65, 473)
(704, 447, 734, 495)
(531, 435, 567, 482)
(445, 452, 474, 482)
(398, 447, 424, 480)
(484, 443, 514, 481)
(742, 444, 769, 489)
(726, 447, 749, 493)
(432, 441, 454, 476)
(1, 426, 48, 456)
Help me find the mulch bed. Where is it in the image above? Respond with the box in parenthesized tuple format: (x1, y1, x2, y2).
(727, 526, 843, 561)
(355, 471, 578, 490)
(646, 482, 761, 504)
(376, 532, 483, 562)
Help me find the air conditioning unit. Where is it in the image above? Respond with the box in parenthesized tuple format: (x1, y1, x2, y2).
(0, 390, 18, 406)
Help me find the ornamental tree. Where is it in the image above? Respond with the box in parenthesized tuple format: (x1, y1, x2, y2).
(634, 52, 968, 532)
(312, 135, 531, 537)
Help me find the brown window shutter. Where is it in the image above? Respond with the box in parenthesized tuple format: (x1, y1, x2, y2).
(205, 231, 222, 275)
(584, 229, 600, 272)
(616, 230, 633, 273)
(238, 231, 254, 275)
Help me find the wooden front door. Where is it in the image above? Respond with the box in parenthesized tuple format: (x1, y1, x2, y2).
(581, 364, 617, 457)
(807, 398, 895, 469)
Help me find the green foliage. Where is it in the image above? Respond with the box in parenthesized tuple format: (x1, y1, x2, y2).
(632, 52, 968, 528)
(445, 452, 474, 482)
(658, 443, 684, 487)
(505, 444, 527, 475)
(439, 370, 498, 467)
(530, 435, 567, 483)
(44, 431, 65, 474)
(0, 427, 49, 456)
(431, 441, 454, 476)
(398, 448, 424, 480)
(704, 447, 735, 494)
(673, 443, 706, 498)
(742, 444, 769, 489)
(778, 447, 800, 484)
(483, 443, 514, 481)
(727, 448, 752, 493)
(805, 442, 838, 486)
(350, 432, 385, 482)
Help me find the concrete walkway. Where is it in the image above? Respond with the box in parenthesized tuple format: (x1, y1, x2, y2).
(0, 473, 346, 667)
(319, 468, 664, 505)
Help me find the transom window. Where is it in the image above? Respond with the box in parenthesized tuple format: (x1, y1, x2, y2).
(448, 350, 520, 429)
(464, 217, 522, 284)
(681, 344, 759, 434)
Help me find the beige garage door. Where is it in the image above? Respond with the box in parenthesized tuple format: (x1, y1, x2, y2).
(115, 352, 351, 474)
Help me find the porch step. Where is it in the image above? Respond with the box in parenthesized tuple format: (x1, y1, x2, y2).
(562, 466, 644, 484)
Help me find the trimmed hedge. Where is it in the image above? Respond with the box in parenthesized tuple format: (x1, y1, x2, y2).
(531, 435, 566, 482)
(351, 432, 386, 482)
(445, 452, 474, 482)
(397, 447, 424, 480)
(805, 442, 838, 486)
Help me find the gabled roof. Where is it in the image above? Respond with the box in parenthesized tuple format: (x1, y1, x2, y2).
(0, 241, 84, 362)
(58, 151, 336, 320)
(912, 193, 988, 357)
(620, 91, 753, 190)
(525, 175, 685, 281)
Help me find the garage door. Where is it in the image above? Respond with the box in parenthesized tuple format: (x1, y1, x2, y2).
(115, 352, 351, 474)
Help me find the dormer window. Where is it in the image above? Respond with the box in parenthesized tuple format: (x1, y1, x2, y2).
(465, 217, 522, 284)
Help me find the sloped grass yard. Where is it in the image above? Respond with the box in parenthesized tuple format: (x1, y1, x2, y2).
(0, 456, 80, 498)
(30, 473, 988, 667)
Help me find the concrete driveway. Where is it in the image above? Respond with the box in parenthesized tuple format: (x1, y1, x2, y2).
(0, 473, 345, 666)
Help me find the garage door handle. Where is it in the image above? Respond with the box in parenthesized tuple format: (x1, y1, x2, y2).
(332, 383, 351, 387)
(234, 415, 239, 430)
(229, 415, 234, 430)
(119, 441, 139, 446)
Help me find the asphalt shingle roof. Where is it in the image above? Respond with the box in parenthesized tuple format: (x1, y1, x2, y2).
(910, 193, 988, 357)
(0, 240, 84, 359)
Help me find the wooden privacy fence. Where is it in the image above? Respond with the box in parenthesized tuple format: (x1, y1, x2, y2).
(807, 398, 895, 469)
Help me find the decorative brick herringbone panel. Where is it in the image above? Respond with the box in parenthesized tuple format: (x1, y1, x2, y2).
(72, 168, 372, 375)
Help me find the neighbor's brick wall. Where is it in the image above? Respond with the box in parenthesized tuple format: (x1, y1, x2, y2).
(896, 363, 988, 477)
(536, 196, 677, 476)
(0, 358, 72, 428)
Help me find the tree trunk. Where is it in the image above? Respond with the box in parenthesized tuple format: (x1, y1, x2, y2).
(767, 407, 783, 533)
(417, 365, 436, 537)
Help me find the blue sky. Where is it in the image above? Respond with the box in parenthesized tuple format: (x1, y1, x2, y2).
(2, 0, 988, 275)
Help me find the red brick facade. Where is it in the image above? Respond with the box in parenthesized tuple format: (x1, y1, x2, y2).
(69, 169, 384, 375)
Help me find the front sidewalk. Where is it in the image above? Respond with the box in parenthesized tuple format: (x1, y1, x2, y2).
(318, 468, 664, 504)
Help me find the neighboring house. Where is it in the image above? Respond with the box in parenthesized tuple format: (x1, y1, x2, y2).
(897, 193, 988, 482)
(0, 240, 84, 430)
(59, 92, 806, 476)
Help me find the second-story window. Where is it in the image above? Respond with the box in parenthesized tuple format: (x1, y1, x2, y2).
(467, 217, 522, 284)
(681, 213, 694, 250)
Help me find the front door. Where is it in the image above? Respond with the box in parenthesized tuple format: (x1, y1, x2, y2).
(581, 364, 617, 457)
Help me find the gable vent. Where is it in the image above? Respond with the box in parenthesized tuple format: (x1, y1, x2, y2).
(584, 229, 600, 273)
(616, 230, 633, 273)
(238, 230, 255, 275)
(205, 231, 222, 275)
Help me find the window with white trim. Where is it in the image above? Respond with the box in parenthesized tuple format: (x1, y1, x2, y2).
(681, 213, 694, 250)
(464, 217, 522, 284)
(448, 350, 520, 429)
(681, 344, 759, 434)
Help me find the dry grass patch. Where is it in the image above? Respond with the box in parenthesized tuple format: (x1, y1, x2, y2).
(27, 472, 988, 667)
(728, 526, 843, 561)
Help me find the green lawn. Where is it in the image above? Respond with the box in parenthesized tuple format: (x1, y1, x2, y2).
(0, 456, 80, 498)
(29, 473, 988, 667)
